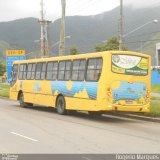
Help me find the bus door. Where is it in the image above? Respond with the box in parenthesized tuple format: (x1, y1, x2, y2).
(10, 64, 19, 91)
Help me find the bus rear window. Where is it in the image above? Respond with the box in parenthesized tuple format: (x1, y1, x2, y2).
(112, 54, 148, 76)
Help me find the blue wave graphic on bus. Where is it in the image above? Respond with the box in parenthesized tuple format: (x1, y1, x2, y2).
(50, 81, 98, 99)
(112, 81, 147, 102)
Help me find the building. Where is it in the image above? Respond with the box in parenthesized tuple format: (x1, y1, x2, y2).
(155, 43, 160, 66)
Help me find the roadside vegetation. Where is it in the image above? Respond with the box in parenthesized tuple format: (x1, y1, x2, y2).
(151, 84, 160, 93)
(145, 102, 160, 117)
(151, 96, 160, 101)
(0, 84, 10, 97)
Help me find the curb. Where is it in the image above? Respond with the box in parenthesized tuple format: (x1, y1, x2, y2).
(106, 112, 160, 123)
(0, 96, 15, 101)
(0, 96, 9, 100)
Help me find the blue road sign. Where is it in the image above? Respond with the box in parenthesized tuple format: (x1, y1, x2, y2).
(6, 55, 26, 83)
(152, 70, 160, 84)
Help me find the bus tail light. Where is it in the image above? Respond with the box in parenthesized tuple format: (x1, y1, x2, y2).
(146, 90, 150, 98)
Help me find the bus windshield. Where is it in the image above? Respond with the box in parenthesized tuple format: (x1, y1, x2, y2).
(112, 54, 148, 76)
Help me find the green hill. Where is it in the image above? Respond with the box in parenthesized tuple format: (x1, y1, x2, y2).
(0, 40, 12, 62)
(0, 6, 160, 63)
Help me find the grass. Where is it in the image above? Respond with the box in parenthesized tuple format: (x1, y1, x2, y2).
(145, 102, 160, 117)
(151, 84, 160, 93)
(0, 84, 10, 97)
(151, 96, 160, 101)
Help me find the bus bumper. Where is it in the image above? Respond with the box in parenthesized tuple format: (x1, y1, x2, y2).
(105, 104, 150, 113)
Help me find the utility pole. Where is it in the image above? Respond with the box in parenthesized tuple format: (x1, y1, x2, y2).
(39, 0, 51, 57)
(119, 0, 124, 50)
(59, 0, 66, 56)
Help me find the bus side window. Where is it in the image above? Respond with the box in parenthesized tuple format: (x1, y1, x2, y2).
(96, 58, 102, 79)
(41, 63, 46, 80)
(26, 63, 36, 80)
(86, 58, 102, 81)
(72, 60, 79, 81)
(72, 59, 86, 81)
(19, 64, 23, 80)
(58, 61, 65, 80)
(46, 62, 53, 80)
(78, 60, 86, 81)
(27, 63, 32, 80)
(35, 63, 42, 80)
(23, 64, 27, 80)
(46, 62, 58, 80)
(19, 64, 27, 80)
(31, 64, 36, 80)
(52, 62, 58, 80)
(64, 61, 72, 80)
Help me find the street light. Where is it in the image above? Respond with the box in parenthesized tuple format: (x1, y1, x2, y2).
(25, 52, 37, 59)
(124, 19, 158, 38)
(102, 19, 158, 50)
(34, 40, 40, 43)
(51, 36, 71, 49)
(119, 19, 158, 50)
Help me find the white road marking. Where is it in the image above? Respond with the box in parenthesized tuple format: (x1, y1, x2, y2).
(10, 132, 38, 142)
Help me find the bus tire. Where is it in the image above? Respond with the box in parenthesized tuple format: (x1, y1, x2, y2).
(56, 95, 66, 115)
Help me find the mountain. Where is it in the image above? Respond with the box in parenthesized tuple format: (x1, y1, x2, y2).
(0, 41, 12, 61)
(0, 18, 40, 53)
(0, 5, 160, 63)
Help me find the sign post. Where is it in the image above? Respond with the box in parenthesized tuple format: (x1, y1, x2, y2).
(6, 50, 26, 83)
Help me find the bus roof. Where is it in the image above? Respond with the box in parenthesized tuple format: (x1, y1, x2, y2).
(12, 50, 151, 64)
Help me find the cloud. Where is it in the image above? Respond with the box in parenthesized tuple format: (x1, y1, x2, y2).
(0, 0, 159, 22)
(124, 0, 160, 8)
(0, 0, 120, 22)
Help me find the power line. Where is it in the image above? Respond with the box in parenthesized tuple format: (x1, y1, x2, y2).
(67, 0, 99, 16)
(124, 38, 160, 44)
(125, 30, 160, 39)
(52, 0, 97, 21)
(52, 0, 87, 21)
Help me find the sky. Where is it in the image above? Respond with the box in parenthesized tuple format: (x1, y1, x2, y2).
(0, 0, 159, 22)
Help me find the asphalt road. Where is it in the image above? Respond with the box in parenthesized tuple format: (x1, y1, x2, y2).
(0, 98, 160, 154)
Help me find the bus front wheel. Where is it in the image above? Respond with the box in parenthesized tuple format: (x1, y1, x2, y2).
(19, 92, 32, 108)
(56, 96, 66, 115)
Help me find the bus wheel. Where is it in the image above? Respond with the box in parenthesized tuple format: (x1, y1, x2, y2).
(56, 96, 66, 115)
(19, 93, 27, 107)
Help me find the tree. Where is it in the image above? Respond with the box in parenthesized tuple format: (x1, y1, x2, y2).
(95, 36, 127, 52)
(70, 47, 78, 55)
(0, 62, 6, 76)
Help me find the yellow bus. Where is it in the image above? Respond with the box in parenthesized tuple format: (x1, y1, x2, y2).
(10, 51, 151, 115)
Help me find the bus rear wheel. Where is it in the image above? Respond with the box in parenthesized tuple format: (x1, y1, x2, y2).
(56, 96, 67, 115)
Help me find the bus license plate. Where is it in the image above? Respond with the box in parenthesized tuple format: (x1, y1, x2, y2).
(126, 100, 133, 104)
